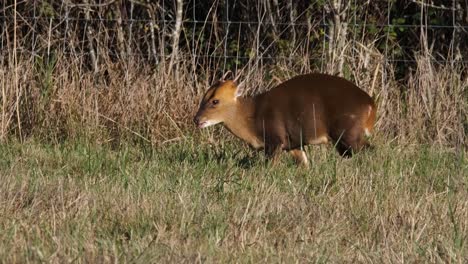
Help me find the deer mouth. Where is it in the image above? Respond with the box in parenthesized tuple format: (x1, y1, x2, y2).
(198, 121, 208, 128)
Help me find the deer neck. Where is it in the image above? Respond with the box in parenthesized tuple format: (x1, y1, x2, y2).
(223, 97, 263, 149)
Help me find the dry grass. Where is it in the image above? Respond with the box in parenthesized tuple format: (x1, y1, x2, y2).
(0, 138, 466, 263)
(0, 2, 466, 147)
(0, 49, 466, 148)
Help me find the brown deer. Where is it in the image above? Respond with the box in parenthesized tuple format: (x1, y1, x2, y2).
(194, 73, 376, 167)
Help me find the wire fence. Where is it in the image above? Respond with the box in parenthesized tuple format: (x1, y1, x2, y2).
(3, 15, 468, 29)
(1, 1, 467, 70)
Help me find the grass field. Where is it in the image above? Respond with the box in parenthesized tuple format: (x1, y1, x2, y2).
(1, 1, 467, 263)
(0, 135, 466, 263)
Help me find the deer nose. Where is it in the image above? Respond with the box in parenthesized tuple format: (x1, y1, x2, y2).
(193, 116, 200, 126)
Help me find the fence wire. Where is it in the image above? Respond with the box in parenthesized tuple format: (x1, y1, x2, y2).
(1, 0, 467, 70)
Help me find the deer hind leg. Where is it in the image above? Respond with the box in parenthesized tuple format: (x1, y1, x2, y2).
(332, 125, 369, 158)
(333, 105, 376, 157)
(289, 149, 309, 168)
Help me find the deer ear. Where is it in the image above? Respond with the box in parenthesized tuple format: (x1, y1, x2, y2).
(221, 71, 233, 81)
(234, 81, 245, 98)
(233, 69, 245, 98)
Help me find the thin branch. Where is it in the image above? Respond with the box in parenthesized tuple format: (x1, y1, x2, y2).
(168, 0, 183, 76)
(64, 0, 116, 8)
(410, 0, 458, 10)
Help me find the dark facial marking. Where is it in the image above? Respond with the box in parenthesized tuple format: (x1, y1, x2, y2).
(202, 81, 223, 104)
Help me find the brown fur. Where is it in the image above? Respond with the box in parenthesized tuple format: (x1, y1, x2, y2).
(194, 73, 377, 166)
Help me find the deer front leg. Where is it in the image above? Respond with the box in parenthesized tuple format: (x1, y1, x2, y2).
(289, 149, 309, 168)
(264, 144, 282, 166)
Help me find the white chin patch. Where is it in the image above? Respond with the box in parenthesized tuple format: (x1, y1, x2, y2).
(199, 120, 220, 128)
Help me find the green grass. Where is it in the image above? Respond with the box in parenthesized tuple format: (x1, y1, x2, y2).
(0, 138, 467, 263)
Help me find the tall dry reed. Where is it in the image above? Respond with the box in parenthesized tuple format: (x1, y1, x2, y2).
(0, 1, 466, 148)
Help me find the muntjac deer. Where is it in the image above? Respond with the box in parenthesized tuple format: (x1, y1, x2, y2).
(193, 73, 376, 167)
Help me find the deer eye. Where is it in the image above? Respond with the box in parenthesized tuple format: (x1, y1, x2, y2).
(212, 99, 219, 105)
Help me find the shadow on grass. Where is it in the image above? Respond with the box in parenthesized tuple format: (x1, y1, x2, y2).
(154, 142, 262, 169)
(235, 154, 258, 169)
